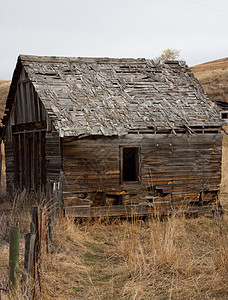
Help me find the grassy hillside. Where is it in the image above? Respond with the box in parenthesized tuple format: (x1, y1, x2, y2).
(191, 57, 228, 103)
(0, 80, 10, 120)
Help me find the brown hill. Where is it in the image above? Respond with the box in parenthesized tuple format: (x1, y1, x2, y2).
(191, 57, 228, 103)
(0, 80, 10, 120)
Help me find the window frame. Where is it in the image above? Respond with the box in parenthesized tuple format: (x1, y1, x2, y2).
(120, 145, 141, 184)
(221, 111, 228, 119)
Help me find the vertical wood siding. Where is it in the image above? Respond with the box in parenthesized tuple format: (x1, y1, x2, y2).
(4, 67, 48, 194)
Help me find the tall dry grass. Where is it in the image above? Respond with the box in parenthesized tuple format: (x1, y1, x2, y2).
(27, 214, 228, 300)
(0, 190, 46, 299)
(0, 190, 228, 299)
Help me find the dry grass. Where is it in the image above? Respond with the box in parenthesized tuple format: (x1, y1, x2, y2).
(0, 80, 10, 120)
(0, 197, 228, 299)
(0, 190, 32, 299)
(25, 213, 228, 300)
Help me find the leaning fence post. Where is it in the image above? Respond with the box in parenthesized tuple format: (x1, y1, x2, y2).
(9, 227, 20, 296)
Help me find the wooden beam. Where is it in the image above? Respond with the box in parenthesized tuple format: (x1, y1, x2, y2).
(12, 121, 47, 133)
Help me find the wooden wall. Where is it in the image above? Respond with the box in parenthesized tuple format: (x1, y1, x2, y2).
(13, 131, 46, 191)
(46, 133, 62, 183)
(14, 68, 47, 125)
(62, 132, 222, 207)
(4, 67, 49, 193)
(4, 124, 15, 192)
(220, 126, 228, 193)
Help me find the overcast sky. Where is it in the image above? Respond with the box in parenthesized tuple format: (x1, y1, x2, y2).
(1, 0, 228, 79)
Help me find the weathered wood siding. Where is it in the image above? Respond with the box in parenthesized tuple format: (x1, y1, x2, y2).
(14, 68, 46, 124)
(62, 133, 222, 207)
(220, 126, 228, 193)
(12, 131, 46, 191)
(4, 124, 14, 192)
(3, 57, 223, 215)
(46, 133, 62, 182)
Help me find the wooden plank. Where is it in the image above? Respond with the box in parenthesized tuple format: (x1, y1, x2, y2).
(33, 131, 38, 190)
(65, 204, 149, 218)
(41, 131, 46, 186)
(45, 132, 61, 182)
(19, 133, 24, 188)
(12, 121, 47, 133)
(24, 132, 28, 188)
(13, 135, 19, 188)
(65, 203, 214, 218)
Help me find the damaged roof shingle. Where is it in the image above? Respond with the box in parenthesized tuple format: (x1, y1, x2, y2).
(7, 55, 224, 137)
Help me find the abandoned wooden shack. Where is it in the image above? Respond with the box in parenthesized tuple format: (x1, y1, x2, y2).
(1, 55, 224, 217)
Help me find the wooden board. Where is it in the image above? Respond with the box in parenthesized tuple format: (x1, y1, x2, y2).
(62, 133, 222, 208)
(65, 204, 215, 218)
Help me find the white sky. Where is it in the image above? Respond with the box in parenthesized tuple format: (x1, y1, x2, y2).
(0, 0, 228, 79)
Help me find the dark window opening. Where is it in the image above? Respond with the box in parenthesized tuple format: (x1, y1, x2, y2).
(221, 112, 228, 119)
(122, 147, 139, 182)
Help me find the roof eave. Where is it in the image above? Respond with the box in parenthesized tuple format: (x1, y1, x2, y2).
(1, 56, 22, 136)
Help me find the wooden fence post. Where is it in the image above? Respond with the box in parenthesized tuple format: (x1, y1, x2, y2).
(24, 223, 36, 279)
(31, 206, 42, 298)
(44, 207, 49, 255)
(46, 178, 50, 204)
(32, 206, 40, 255)
(39, 207, 43, 253)
(46, 178, 53, 242)
(24, 210, 42, 299)
(59, 171, 64, 212)
(23, 223, 36, 299)
(53, 182, 59, 217)
(9, 227, 20, 296)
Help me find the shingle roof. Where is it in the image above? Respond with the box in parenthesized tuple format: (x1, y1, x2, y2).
(7, 55, 223, 137)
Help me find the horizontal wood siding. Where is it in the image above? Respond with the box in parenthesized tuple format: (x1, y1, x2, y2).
(62, 133, 222, 207)
(46, 133, 62, 182)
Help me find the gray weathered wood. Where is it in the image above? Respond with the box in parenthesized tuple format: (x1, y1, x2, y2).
(2, 55, 224, 216)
